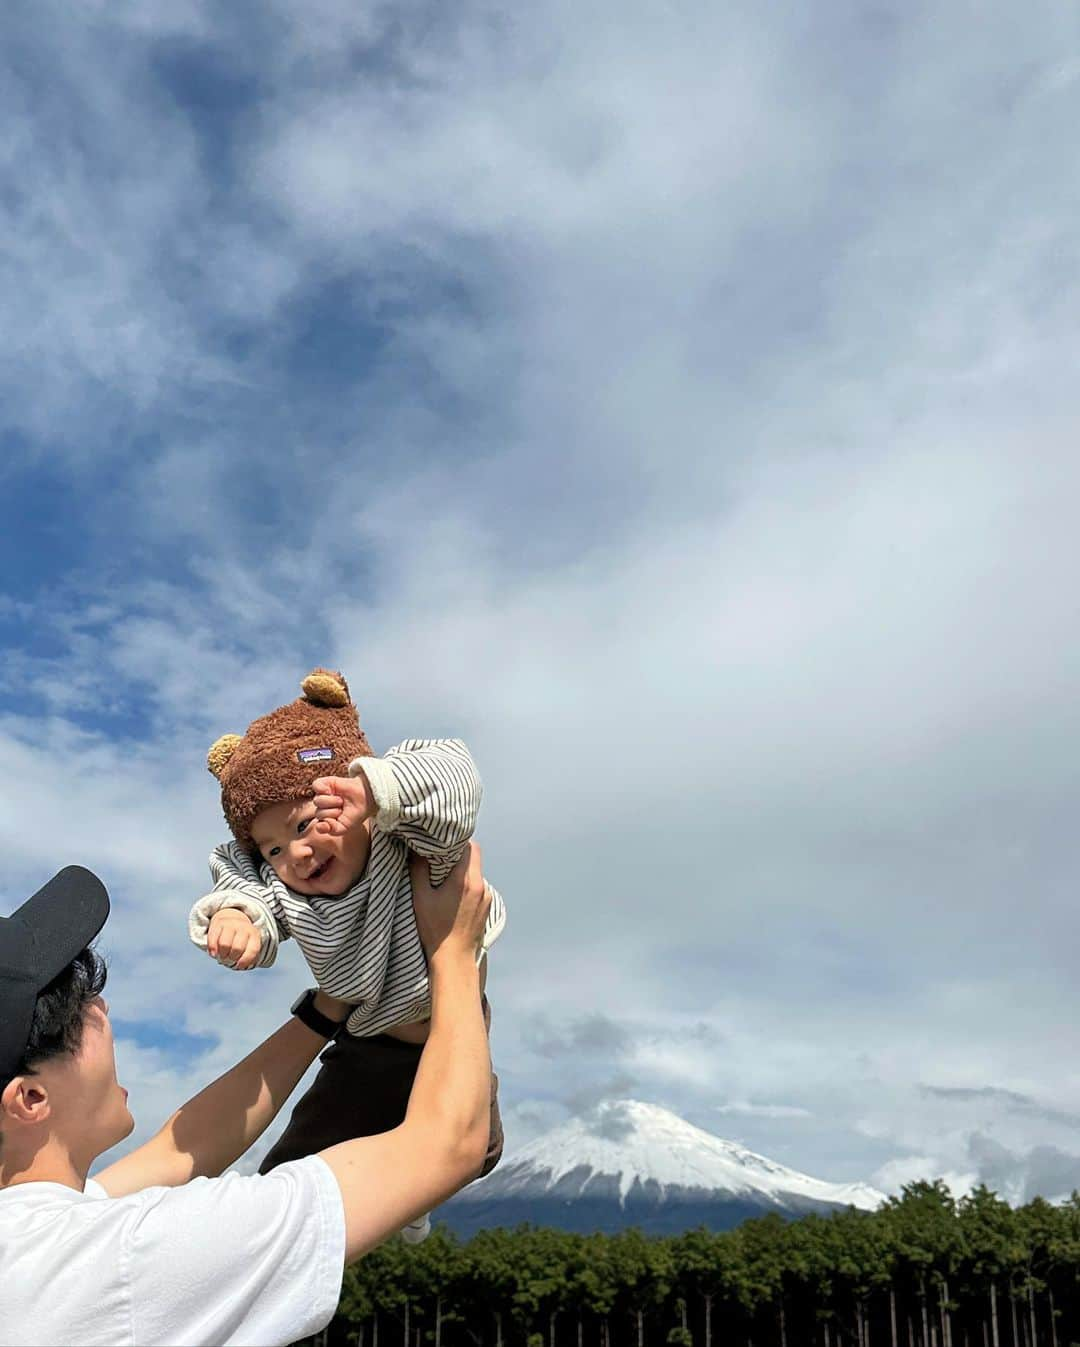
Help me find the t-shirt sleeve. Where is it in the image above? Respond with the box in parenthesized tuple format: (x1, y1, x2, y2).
(126, 1157, 345, 1347)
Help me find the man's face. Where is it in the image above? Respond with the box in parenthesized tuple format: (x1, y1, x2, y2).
(251, 798, 369, 896)
(40, 997, 133, 1160)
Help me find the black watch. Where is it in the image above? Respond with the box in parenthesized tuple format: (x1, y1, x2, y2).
(291, 989, 342, 1039)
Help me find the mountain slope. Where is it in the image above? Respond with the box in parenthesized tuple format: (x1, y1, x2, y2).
(440, 1099, 884, 1237)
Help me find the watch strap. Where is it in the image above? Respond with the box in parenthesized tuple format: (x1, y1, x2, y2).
(291, 989, 341, 1039)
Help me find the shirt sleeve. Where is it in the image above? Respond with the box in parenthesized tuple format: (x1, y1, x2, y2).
(127, 1157, 345, 1347)
(350, 738, 483, 885)
(188, 843, 288, 968)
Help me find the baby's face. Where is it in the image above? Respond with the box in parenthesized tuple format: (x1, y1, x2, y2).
(250, 797, 369, 896)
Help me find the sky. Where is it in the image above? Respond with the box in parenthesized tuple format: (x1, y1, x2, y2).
(2, 0, 1080, 1205)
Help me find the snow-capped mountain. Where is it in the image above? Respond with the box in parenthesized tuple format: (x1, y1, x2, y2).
(441, 1100, 885, 1237)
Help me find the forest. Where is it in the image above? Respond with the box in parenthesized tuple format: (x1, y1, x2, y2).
(298, 1182, 1080, 1347)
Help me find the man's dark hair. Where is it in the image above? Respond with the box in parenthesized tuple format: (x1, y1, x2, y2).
(0, 947, 107, 1093)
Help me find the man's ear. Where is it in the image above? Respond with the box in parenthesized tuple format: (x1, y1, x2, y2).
(0, 1073, 51, 1126)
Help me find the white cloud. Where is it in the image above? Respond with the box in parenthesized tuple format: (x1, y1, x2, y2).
(871, 1156, 979, 1202)
(717, 1102, 813, 1120)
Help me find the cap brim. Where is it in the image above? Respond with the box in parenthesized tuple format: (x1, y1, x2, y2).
(14, 866, 110, 986)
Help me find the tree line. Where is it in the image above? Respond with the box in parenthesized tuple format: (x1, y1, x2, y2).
(299, 1182, 1080, 1347)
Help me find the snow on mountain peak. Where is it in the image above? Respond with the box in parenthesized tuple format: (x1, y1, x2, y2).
(497, 1099, 884, 1211)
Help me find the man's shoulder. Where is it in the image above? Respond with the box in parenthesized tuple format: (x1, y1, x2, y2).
(0, 1176, 170, 1225)
(0, 1179, 106, 1209)
(0, 1161, 344, 1347)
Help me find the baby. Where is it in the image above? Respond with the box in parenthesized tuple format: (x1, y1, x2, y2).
(188, 669, 504, 1241)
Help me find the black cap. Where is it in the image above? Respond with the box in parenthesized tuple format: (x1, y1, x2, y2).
(0, 867, 110, 1081)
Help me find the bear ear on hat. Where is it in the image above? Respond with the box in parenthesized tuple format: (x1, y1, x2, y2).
(301, 669, 350, 707)
(207, 734, 243, 779)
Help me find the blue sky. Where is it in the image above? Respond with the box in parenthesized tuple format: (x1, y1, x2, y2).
(3, 0, 1080, 1200)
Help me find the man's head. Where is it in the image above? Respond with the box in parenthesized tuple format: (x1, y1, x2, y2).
(0, 868, 129, 1179)
(0, 949, 132, 1176)
(207, 668, 373, 857)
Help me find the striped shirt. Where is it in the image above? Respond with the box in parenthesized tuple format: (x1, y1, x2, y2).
(188, 738, 506, 1037)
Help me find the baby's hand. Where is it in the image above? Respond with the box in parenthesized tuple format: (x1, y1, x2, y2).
(311, 774, 375, 838)
(207, 908, 261, 970)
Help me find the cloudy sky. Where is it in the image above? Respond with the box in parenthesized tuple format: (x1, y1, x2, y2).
(3, 0, 1080, 1204)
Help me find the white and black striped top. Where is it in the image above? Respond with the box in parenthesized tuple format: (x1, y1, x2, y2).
(188, 739, 506, 1038)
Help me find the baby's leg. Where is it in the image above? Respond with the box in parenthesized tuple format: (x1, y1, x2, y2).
(259, 997, 502, 1181)
(258, 1031, 420, 1172)
(476, 997, 503, 1178)
(479, 1067, 503, 1177)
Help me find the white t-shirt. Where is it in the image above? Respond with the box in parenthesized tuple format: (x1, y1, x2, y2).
(0, 1155, 345, 1347)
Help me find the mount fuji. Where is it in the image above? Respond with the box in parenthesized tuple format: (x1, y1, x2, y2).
(440, 1100, 885, 1237)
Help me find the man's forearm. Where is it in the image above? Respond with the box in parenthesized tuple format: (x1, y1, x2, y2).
(318, 945, 492, 1262)
(98, 1006, 339, 1195)
(403, 951, 490, 1168)
(162, 1016, 331, 1179)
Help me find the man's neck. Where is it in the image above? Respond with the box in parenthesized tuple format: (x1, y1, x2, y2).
(0, 1137, 88, 1193)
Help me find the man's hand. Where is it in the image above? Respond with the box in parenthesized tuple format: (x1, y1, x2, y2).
(207, 908, 261, 970)
(409, 843, 490, 964)
(311, 774, 376, 838)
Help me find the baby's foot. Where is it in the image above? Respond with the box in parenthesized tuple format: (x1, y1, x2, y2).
(401, 1213, 431, 1245)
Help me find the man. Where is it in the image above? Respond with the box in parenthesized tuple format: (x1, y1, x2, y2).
(0, 847, 494, 1347)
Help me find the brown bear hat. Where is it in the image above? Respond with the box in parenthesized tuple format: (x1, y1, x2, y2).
(207, 668, 373, 848)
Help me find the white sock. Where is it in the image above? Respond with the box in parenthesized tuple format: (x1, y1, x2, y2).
(401, 1213, 432, 1245)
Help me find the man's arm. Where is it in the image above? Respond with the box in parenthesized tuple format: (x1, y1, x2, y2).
(95, 989, 350, 1197)
(318, 844, 494, 1263)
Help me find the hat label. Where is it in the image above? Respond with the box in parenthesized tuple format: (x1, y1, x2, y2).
(297, 747, 334, 764)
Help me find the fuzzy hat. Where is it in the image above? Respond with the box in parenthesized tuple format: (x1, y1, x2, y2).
(207, 669, 373, 848)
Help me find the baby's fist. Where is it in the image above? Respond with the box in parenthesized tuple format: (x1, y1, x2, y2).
(311, 774, 375, 835)
(207, 908, 261, 971)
